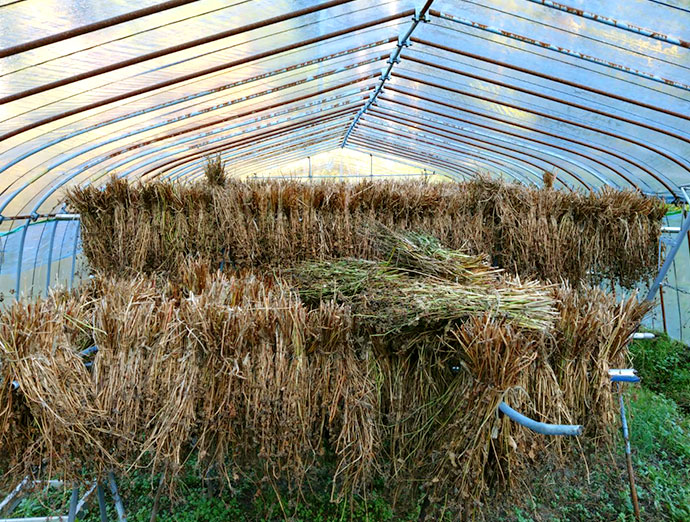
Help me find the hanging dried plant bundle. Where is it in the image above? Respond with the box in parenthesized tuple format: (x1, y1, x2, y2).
(0, 263, 377, 499)
(67, 176, 665, 287)
(0, 247, 650, 515)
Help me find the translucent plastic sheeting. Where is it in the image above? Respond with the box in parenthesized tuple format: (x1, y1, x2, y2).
(0, 0, 688, 221)
(638, 212, 690, 343)
(0, 218, 87, 304)
(254, 147, 439, 180)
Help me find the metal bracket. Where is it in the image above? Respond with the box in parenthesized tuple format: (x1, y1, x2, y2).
(609, 369, 641, 383)
(413, 7, 430, 23)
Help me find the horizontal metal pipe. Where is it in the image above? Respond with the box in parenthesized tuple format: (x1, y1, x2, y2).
(498, 402, 583, 436)
(0, 0, 357, 105)
(0, 0, 201, 58)
(251, 173, 428, 180)
(0, 213, 80, 221)
(410, 37, 690, 123)
(631, 332, 655, 340)
(524, 0, 690, 48)
(609, 369, 641, 383)
(430, 9, 690, 92)
(0, 11, 411, 143)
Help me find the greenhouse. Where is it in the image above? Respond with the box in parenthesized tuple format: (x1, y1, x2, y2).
(0, 0, 689, 520)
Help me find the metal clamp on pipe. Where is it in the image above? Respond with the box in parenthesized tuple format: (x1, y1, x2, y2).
(609, 369, 641, 383)
(630, 332, 655, 340)
(498, 402, 583, 436)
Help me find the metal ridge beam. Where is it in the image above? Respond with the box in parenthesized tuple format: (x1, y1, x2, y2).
(340, 0, 434, 147)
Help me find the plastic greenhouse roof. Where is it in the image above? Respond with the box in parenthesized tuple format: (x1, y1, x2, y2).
(0, 0, 689, 219)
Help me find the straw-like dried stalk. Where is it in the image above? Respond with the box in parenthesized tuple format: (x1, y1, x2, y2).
(0, 237, 652, 517)
(67, 176, 665, 287)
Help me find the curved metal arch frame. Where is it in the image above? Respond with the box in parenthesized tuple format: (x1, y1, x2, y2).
(353, 122, 541, 186)
(0, 55, 388, 210)
(378, 88, 679, 196)
(364, 108, 587, 191)
(0, 0, 687, 220)
(370, 98, 647, 189)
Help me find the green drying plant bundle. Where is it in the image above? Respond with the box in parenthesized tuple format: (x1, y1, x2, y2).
(66, 175, 665, 288)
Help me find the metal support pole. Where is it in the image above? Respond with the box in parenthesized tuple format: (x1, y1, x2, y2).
(97, 483, 108, 522)
(370, 153, 373, 178)
(684, 204, 690, 279)
(616, 382, 641, 521)
(67, 484, 80, 522)
(74, 482, 98, 518)
(13, 219, 31, 300)
(646, 210, 690, 302)
(44, 220, 58, 295)
(108, 472, 127, 522)
(308, 156, 312, 179)
(0, 476, 30, 515)
(69, 221, 80, 290)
